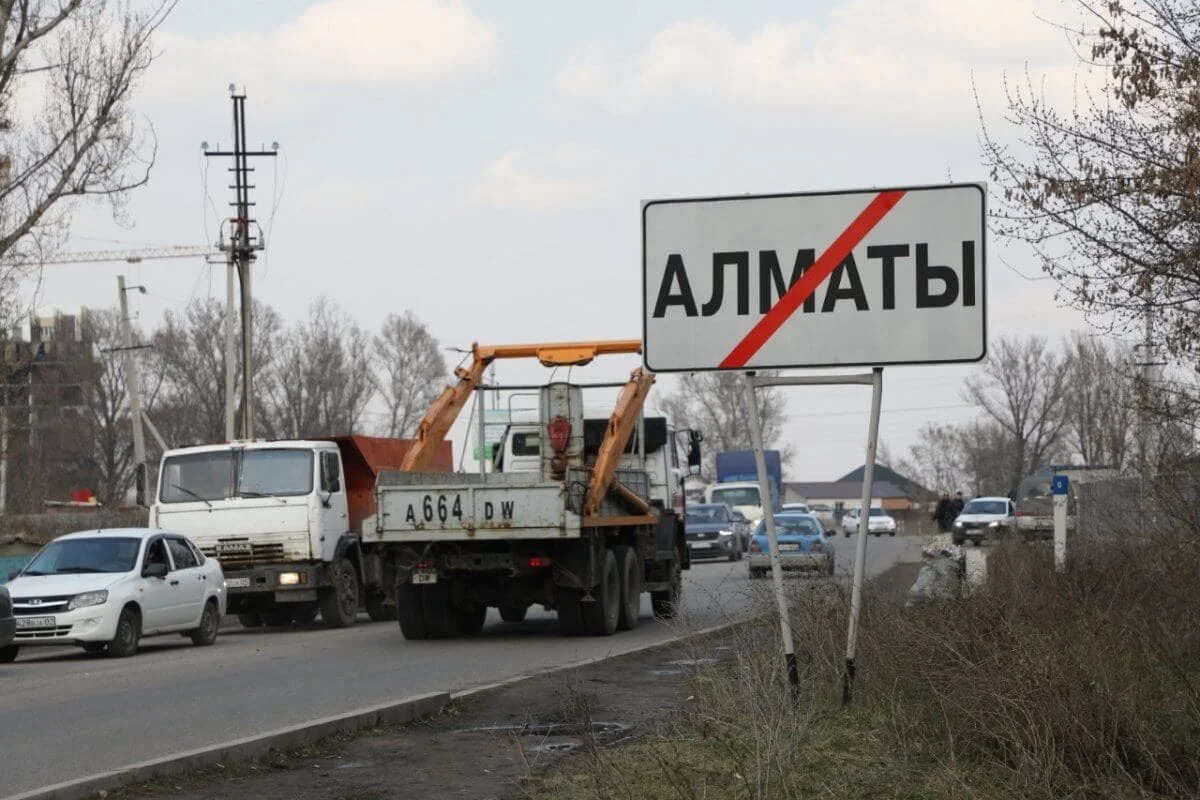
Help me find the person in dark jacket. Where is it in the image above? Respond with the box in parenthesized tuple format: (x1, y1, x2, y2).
(932, 491, 955, 533)
(951, 491, 965, 517)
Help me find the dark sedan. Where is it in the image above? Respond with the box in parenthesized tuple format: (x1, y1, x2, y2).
(685, 503, 743, 561)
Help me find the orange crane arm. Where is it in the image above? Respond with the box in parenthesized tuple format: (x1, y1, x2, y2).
(399, 339, 645, 472)
(584, 367, 656, 516)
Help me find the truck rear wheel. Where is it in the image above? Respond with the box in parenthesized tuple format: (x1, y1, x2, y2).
(421, 582, 460, 639)
(651, 549, 683, 620)
(237, 612, 263, 628)
(499, 605, 528, 623)
(581, 548, 620, 636)
(320, 557, 359, 629)
(396, 582, 429, 640)
(614, 545, 641, 631)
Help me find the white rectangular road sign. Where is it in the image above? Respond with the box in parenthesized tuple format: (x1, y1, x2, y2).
(641, 183, 987, 372)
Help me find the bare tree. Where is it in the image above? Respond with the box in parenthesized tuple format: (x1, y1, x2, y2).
(372, 311, 445, 438)
(659, 371, 792, 479)
(962, 336, 1072, 492)
(0, 1, 176, 332)
(1063, 332, 1136, 468)
(899, 423, 965, 497)
(981, 0, 1200, 360)
(149, 297, 281, 446)
(262, 298, 374, 438)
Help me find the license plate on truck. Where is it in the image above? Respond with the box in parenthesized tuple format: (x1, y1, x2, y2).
(16, 616, 54, 629)
(412, 572, 437, 585)
(225, 577, 250, 588)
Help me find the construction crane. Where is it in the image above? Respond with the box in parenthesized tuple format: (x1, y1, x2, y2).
(1, 245, 222, 266)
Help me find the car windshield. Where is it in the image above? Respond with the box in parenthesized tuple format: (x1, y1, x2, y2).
(159, 448, 313, 503)
(21, 537, 141, 576)
(686, 505, 729, 524)
(964, 500, 1007, 515)
(869, 508, 888, 517)
(710, 487, 761, 507)
(756, 515, 821, 537)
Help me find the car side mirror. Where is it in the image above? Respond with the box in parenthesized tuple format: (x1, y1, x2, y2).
(142, 562, 169, 579)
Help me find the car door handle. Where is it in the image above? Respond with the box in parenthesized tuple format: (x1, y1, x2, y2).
(170, 580, 180, 586)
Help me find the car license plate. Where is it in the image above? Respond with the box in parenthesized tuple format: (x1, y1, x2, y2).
(778, 544, 800, 551)
(691, 542, 712, 549)
(16, 616, 55, 629)
(412, 572, 438, 584)
(225, 577, 250, 588)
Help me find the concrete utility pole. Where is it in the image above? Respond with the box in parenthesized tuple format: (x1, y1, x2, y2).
(1133, 290, 1166, 477)
(203, 86, 278, 440)
(117, 276, 148, 503)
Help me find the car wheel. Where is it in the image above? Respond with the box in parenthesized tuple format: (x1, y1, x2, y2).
(319, 557, 359, 629)
(107, 606, 141, 658)
(189, 600, 220, 646)
(889, 530, 896, 537)
(0, 644, 19, 663)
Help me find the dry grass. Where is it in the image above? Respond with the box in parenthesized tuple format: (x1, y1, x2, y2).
(527, 528, 1200, 799)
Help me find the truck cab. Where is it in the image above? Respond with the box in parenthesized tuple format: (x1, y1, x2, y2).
(705, 481, 779, 526)
(150, 436, 451, 629)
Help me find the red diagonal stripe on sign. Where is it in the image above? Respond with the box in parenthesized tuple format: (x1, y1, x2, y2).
(719, 190, 908, 369)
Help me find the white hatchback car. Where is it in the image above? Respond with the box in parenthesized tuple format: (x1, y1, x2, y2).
(2, 528, 226, 661)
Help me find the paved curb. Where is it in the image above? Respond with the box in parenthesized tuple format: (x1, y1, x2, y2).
(1, 691, 450, 800)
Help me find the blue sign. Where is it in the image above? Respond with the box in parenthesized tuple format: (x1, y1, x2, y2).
(1051, 475, 1069, 496)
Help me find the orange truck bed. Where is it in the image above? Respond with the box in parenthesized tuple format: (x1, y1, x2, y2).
(321, 436, 454, 534)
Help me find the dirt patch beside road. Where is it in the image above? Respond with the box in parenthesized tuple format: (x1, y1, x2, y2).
(108, 562, 923, 800)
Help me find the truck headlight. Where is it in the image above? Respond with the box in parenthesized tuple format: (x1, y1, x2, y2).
(68, 590, 108, 611)
(278, 572, 302, 586)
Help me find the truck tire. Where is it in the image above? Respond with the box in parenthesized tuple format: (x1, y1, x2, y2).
(421, 582, 460, 639)
(613, 544, 641, 632)
(499, 605, 527, 623)
(556, 590, 585, 635)
(457, 605, 487, 635)
(396, 582, 429, 640)
(581, 548, 620, 636)
(320, 557, 359, 629)
(651, 549, 683, 620)
(365, 590, 395, 622)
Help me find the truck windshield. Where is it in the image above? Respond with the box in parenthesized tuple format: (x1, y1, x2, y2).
(710, 487, 761, 507)
(159, 449, 314, 503)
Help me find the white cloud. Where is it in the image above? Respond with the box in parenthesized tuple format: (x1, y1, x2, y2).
(555, 0, 1098, 124)
(466, 145, 617, 211)
(145, 0, 496, 98)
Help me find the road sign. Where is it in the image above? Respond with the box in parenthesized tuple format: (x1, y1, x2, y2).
(641, 183, 987, 372)
(1051, 474, 1069, 495)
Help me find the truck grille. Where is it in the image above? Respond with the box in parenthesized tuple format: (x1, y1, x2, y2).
(202, 540, 285, 568)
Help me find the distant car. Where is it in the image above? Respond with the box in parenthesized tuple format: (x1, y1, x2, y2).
(953, 496, 1016, 546)
(747, 512, 836, 578)
(684, 503, 743, 562)
(0, 585, 14, 659)
(780, 502, 810, 514)
(842, 507, 897, 537)
(807, 503, 835, 526)
(3, 528, 227, 661)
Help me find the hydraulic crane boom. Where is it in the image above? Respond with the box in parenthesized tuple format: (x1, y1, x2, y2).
(399, 339, 643, 472)
(584, 367, 656, 516)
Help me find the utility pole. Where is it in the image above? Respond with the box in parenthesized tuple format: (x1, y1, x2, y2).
(224, 252, 236, 442)
(1133, 290, 1166, 477)
(117, 276, 148, 504)
(203, 85, 278, 440)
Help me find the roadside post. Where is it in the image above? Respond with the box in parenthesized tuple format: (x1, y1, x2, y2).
(641, 182, 988, 704)
(1052, 474, 1068, 572)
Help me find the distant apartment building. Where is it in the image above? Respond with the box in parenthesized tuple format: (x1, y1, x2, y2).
(1, 307, 100, 513)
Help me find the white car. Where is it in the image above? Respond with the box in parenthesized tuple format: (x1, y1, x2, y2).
(2, 528, 227, 661)
(953, 496, 1016, 546)
(841, 507, 898, 537)
(780, 503, 811, 514)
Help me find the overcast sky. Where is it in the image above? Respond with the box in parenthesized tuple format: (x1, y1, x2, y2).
(30, 0, 1119, 483)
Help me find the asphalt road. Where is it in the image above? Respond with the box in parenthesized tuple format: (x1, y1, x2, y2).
(0, 534, 912, 798)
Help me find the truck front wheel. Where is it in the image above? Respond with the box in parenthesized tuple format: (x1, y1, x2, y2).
(651, 549, 683, 620)
(320, 558, 359, 629)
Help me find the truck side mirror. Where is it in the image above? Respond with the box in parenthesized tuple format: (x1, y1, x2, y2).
(687, 430, 702, 473)
(135, 463, 147, 507)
